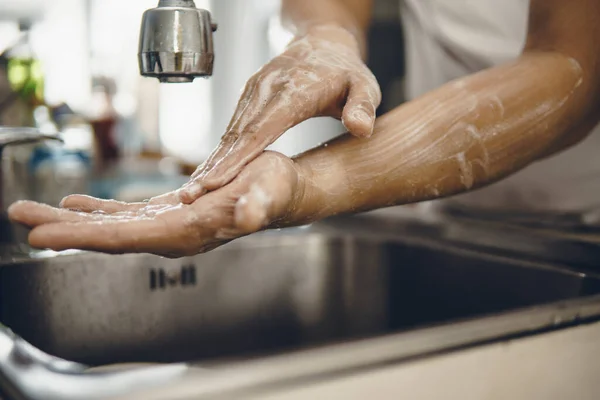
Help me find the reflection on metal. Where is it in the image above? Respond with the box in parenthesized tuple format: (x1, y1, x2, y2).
(116, 294, 600, 400)
(0, 325, 188, 400)
(2, 217, 600, 365)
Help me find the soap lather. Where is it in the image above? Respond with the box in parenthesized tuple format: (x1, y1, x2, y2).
(138, 0, 218, 83)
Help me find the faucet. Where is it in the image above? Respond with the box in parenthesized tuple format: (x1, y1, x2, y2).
(138, 0, 217, 83)
(0, 128, 63, 251)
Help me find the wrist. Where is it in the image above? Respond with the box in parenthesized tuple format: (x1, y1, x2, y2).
(274, 149, 351, 228)
(295, 23, 365, 57)
(270, 158, 313, 228)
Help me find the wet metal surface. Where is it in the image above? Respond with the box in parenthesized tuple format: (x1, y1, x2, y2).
(2, 217, 600, 366)
(1, 213, 600, 399)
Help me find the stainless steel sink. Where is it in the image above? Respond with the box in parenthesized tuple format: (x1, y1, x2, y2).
(2, 222, 599, 367)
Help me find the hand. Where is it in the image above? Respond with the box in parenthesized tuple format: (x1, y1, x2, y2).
(7, 152, 304, 258)
(176, 24, 381, 204)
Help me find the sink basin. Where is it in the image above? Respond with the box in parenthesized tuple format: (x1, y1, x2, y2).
(1, 224, 600, 366)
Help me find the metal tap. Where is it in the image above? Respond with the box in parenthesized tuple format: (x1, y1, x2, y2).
(138, 0, 217, 83)
(0, 128, 63, 250)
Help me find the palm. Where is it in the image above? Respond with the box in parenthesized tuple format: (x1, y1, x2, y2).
(8, 152, 300, 258)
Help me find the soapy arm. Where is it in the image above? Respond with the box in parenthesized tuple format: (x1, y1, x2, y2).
(281, 0, 374, 57)
(280, 0, 600, 225)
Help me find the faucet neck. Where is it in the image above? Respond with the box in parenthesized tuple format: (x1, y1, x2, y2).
(158, 0, 196, 7)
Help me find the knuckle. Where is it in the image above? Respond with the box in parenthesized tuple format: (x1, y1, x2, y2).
(373, 86, 383, 104)
(222, 129, 242, 143)
(242, 76, 259, 93)
(357, 99, 377, 114)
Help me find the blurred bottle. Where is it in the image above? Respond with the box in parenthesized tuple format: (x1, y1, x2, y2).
(0, 20, 44, 127)
(88, 76, 120, 170)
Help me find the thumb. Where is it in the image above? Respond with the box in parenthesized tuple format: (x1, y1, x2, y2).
(178, 91, 308, 206)
(233, 184, 273, 234)
(341, 75, 381, 138)
(233, 168, 296, 233)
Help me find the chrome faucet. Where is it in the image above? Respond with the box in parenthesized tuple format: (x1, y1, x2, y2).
(0, 128, 63, 250)
(138, 0, 218, 83)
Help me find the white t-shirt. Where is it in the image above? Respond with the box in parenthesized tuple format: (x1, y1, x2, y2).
(400, 0, 600, 212)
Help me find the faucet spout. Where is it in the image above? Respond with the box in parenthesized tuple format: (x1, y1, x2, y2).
(138, 1, 217, 83)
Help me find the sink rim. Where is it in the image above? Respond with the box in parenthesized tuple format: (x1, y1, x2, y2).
(2, 223, 595, 282)
(111, 292, 600, 400)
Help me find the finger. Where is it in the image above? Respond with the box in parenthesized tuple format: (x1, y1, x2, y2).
(179, 66, 316, 205)
(8, 201, 102, 227)
(188, 69, 282, 182)
(28, 217, 192, 256)
(146, 189, 190, 206)
(225, 74, 261, 133)
(172, 181, 207, 205)
(341, 75, 381, 138)
(180, 92, 307, 206)
(60, 195, 146, 213)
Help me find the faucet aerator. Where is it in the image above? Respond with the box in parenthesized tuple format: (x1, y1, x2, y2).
(138, 0, 217, 83)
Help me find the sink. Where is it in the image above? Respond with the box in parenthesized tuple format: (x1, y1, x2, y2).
(2, 223, 600, 366)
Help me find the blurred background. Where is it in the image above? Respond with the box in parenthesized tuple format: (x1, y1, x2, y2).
(0, 0, 405, 205)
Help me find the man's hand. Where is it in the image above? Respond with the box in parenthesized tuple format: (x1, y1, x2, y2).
(8, 152, 304, 258)
(176, 24, 381, 204)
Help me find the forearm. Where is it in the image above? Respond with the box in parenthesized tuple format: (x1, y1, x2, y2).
(288, 51, 599, 224)
(281, 0, 373, 56)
